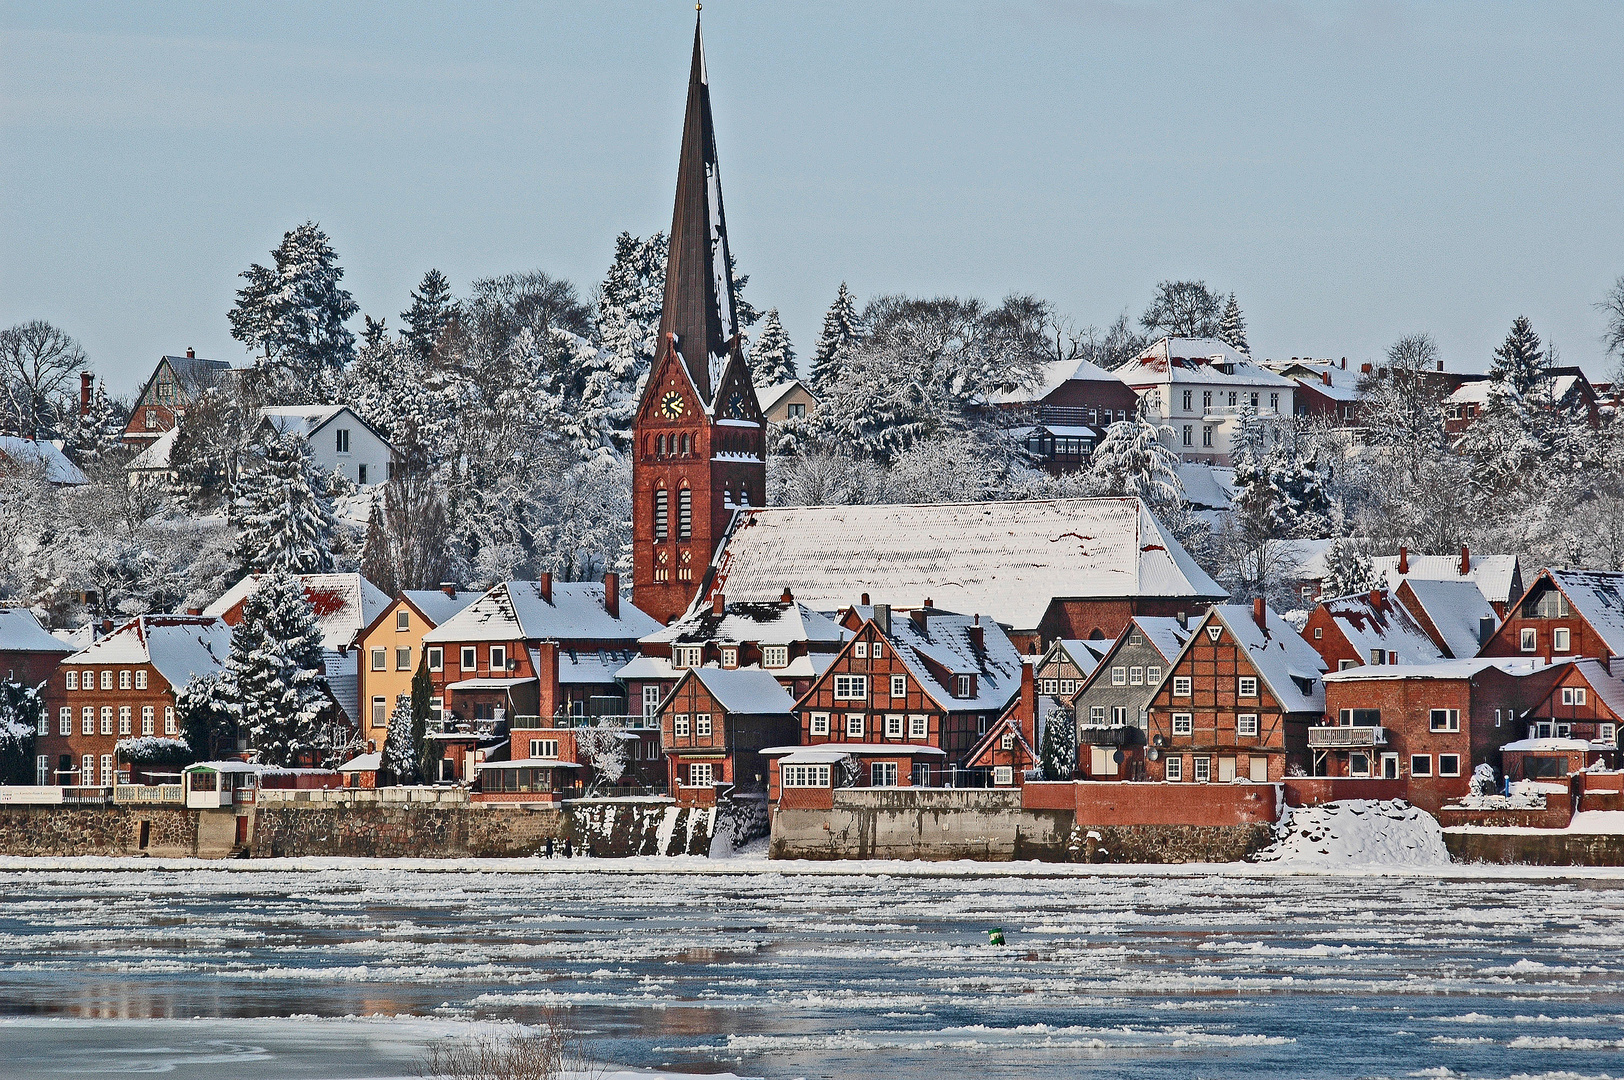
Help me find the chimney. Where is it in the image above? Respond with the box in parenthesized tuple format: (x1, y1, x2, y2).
(861, 592, 870, 606)
(1252, 596, 1267, 631)
(1436, 360, 1444, 372)
(185, 607, 202, 616)
(924, 597, 933, 609)
(186, 347, 195, 359)
(873, 603, 891, 635)
(1398, 546, 1409, 575)
(1019, 657, 1036, 747)
(1176, 611, 1187, 630)
(1341, 357, 1347, 369)
(535, 640, 560, 722)
(1369, 588, 1385, 611)
(910, 608, 928, 632)
(1360, 362, 1373, 374)
(1460, 545, 1471, 575)
(968, 615, 984, 652)
(1322, 370, 1332, 386)
(440, 581, 458, 598)
(712, 591, 726, 616)
(602, 572, 618, 619)
(780, 586, 793, 604)
(101, 617, 114, 636)
(80, 372, 93, 417)
(538, 572, 552, 604)
(1479, 616, 1496, 648)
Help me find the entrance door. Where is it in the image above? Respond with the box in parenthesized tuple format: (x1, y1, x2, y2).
(1381, 753, 1399, 780)
(235, 815, 249, 847)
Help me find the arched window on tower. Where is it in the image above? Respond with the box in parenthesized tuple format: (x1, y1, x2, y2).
(654, 488, 669, 541)
(678, 488, 692, 539)
(680, 433, 690, 456)
(657, 434, 667, 457)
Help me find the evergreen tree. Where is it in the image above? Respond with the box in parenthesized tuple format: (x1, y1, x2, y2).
(1086, 412, 1184, 514)
(382, 693, 417, 784)
(0, 679, 42, 784)
(359, 501, 398, 597)
(1486, 315, 1548, 416)
(231, 431, 338, 576)
(810, 282, 861, 389)
(400, 269, 457, 366)
(1218, 293, 1249, 355)
(65, 381, 127, 472)
(360, 314, 390, 352)
(749, 308, 798, 386)
(1038, 706, 1075, 782)
(410, 655, 435, 782)
(227, 221, 358, 395)
(1320, 538, 1378, 599)
(219, 572, 329, 768)
(175, 671, 233, 762)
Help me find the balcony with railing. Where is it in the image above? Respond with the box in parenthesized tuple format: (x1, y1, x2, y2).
(112, 784, 185, 806)
(1307, 725, 1389, 748)
(511, 713, 659, 731)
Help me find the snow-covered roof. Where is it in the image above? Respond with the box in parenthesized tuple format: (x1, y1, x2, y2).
(1569, 658, 1624, 719)
(0, 607, 72, 655)
(1127, 615, 1193, 663)
(338, 752, 381, 772)
(1317, 592, 1447, 667)
(0, 437, 88, 485)
(1197, 605, 1327, 715)
(444, 676, 538, 690)
(1547, 570, 1624, 658)
(400, 588, 484, 628)
(476, 758, 579, 771)
(1260, 359, 1364, 403)
(754, 380, 812, 414)
(879, 609, 1025, 713)
(988, 355, 1129, 405)
(558, 650, 634, 685)
(684, 667, 797, 715)
(51, 625, 95, 651)
(1397, 578, 1497, 660)
(1053, 638, 1111, 679)
(323, 648, 359, 722)
(1499, 737, 1596, 753)
(1448, 374, 1586, 407)
(62, 615, 230, 691)
(1173, 463, 1235, 511)
(1118, 338, 1294, 389)
(259, 405, 345, 437)
(642, 599, 849, 648)
(1371, 553, 1523, 606)
(763, 743, 948, 761)
(1323, 657, 1562, 683)
(126, 427, 181, 473)
(706, 497, 1226, 631)
(423, 580, 661, 645)
(204, 573, 389, 651)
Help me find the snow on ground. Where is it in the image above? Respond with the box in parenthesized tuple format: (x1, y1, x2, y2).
(1250, 799, 1451, 868)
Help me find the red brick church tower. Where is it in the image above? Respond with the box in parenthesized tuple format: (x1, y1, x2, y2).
(631, 15, 767, 625)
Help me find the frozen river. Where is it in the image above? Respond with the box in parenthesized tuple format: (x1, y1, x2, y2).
(2, 857, 1623, 1079)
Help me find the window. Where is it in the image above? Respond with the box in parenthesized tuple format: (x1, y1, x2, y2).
(853, 641, 868, 659)
(1202, 426, 1213, 447)
(53, 708, 66, 736)
(1562, 687, 1574, 705)
(720, 647, 737, 668)
(118, 670, 130, 690)
(141, 706, 154, 736)
(1166, 756, 1183, 781)
(460, 646, 476, 670)
(1339, 708, 1381, 726)
(336, 428, 350, 453)
(1172, 713, 1193, 735)
(891, 675, 907, 698)
(1203, 390, 1212, 410)
(396, 610, 410, 631)
(1112, 706, 1128, 724)
(1182, 425, 1192, 446)
(677, 488, 692, 539)
(371, 697, 387, 726)
(1494, 708, 1502, 727)
(531, 739, 558, 759)
(993, 765, 1014, 786)
(845, 713, 865, 739)
(689, 762, 714, 786)
(1182, 389, 1192, 411)
(782, 763, 831, 787)
(396, 647, 412, 671)
(1237, 677, 1258, 697)
(1429, 709, 1460, 733)
(370, 648, 387, 672)
(1339, 659, 1357, 671)
(1043, 678, 1058, 695)
(64, 669, 81, 691)
(763, 646, 788, 669)
(490, 645, 507, 671)
(1410, 755, 1432, 777)
(909, 714, 928, 739)
(885, 714, 903, 738)
(100, 670, 112, 690)
(36, 755, 47, 785)
(871, 762, 898, 786)
(81, 754, 94, 784)
(1193, 756, 1211, 783)
(654, 489, 669, 540)
(1553, 628, 1571, 653)
(165, 707, 176, 735)
(1600, 723, 1616, 743)
(1001, 731, 1015, 750)
(1349, 752, 1371, 777)
(1090, 705, 1105, 723)
(1521, 628, 1537, 652)
(81, 707, 93, 735)
(427, 647, 443, 672)
(100, 707, 113, 735)
(1129, 667, 1143, 686)
(1250, 756, 1269, 782)
(1147, 667, 1162, 684)
(1173, 676, 1192, 697)
(1270, 393, 1280, 413)
(955, 675, 973, 698)
(357, 464, 368, 485)
(674, 714, 690, 736)
(872, 642, 884, 659)
(135, 670, 147, 690)
(696, 714, 712, 736)
(1370, 649, 1384, 666)
(1058, 679, 1074, 696)
(787, 402, 806, 419)
(1112, 667, 1127, 686)
(430, 697, 443, 721)
(1237, 714, 1258, 737)
(1438, 754, 1461, 777)
(834, 675, 868, 700)
(810, 713, 829, 736)
(100, 755, 113, 786)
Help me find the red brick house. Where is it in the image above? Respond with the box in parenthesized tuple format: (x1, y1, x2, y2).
(37, 615, 231, 787)
(1301, 589, 1447, 672)
(1145, 600, 1328, 784)
(1318, 658, 1567, 811)
(1479, 569, 1624, 663)
(1520, 657, 1622, 753)
(1444, 368, 1600, 439)
(1392, 578, 1499, 660)
(1499, 737, 1609, 785)
(773, 604, 1023, 790)
(120, 350, 233, 449)
(963, 661, 1039, 786)
(0, 607, 72, 691)
(659, 666, 797, 804)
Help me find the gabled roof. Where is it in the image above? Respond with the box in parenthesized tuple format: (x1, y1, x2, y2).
(754, 380, 813, 414)
(1316, 592, 1447, 667)
(642, 599, 848, 648)
(1396, 578, 1497, 660)
(1371, 552, 1523, 606)
(126, 427, 181, 473)
(1173, 463, 1235, 512)
(1118, 338, 1294, 389)
(0, 437, 88, 485)
(1049, 638, 1112, 680)
(1545, 570, 1624, 657)
(1322, 657, 1559, 683)
(682, 666, 797, 715)
(706, 497, 1226, 631)
(422, 580, 661, 645)
(204, 573, 390, 651)
(988, 355, 1130, 405)
(0, 607, 72, 655)
(876, 609, 1024, 713)
(1073, 617, 1191, 698)
(259, 404, 391, 448)
(964, 710, 1037, 770)
(399, 588, 484, 629)
(62, 615, 230, 690)
(1565, 658, 1624, 720)
(323, 649, 359, 723)
(1192, 605, 1327, 714)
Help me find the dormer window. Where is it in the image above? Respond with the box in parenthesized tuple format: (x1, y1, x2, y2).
(721, 647, 738, 668)
(955, 674, 973, 698)
(674, 646, 702, 669)
(762, 645, 787, 669)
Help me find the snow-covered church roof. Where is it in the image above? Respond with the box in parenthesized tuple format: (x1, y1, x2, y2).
(705, 497, 1225, 632)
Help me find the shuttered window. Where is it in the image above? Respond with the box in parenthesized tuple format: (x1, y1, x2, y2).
(677, 489, 692, 539)
(654, 489, 669, 540)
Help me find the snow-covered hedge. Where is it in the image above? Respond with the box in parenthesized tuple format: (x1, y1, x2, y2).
(114, 736, 192, 764)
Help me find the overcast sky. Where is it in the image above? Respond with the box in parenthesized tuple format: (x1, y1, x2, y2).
(3, 0, 1622, 397)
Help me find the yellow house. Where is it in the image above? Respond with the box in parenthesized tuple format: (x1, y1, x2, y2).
(355, 586, 483, 749)
(755, 379, 818, 425)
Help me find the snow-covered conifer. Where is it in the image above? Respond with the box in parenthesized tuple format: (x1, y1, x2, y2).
(65, 381, 127, 472)
(231, 431, 338, 576)
(1218, 293, 1249, 355)
(0, 679, 42, 784)
(218, 572, 329, 768)
(382, 693, 417, 784)
(810, 283, 861, 389)
(749, 308, 798, 387)
(1086, 412, 1183, 513)
(1038, 707, 1075, 782)
(227, 222, 358, 396)
(400, 269, 457, 366)
(1320, 538, 1377, 599)
(176, 671, 233, 762)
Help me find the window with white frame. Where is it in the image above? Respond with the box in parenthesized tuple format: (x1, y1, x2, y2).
(58, 708, 70, 736)
(762, 645, 788, 668)
(460, 646, 476, 670)
(1059, 679, 1075, 696)
(1193, 756, 1211, 783)
(1553, 627, 1571, 653)
(371, 648, 387, 672)
(1147, 666, 1162, 684)
(165, 707, 176, 735)
(885, 714, 903, 738)
(1601, 723, 1616, 743)
(141, 706, 154, 736)
(782, 763, 830, 787)
(396, 647, 412, 670)
(1561, 687, 1574, 705)
(135, 670, 147, 690)
(873, 642, 885, 659)
(336, 428, 350, 453)
(490, 645, 507, 671)
(65, 670, 77, 691)
(1237, 677, 1258, 697)
(81, 707, 93, 735)
(834, 674, 868, 700)
(1172, 713, 1193, 736)
(530, 739, 558, 759)
(430, 696, 443, 721)
(1520, 628, 1536, 652)
(41, 711, 53, 737)
(100, 755, 113, 786)
(372, 697, 386, 726)
(853, 641, 868, 659)
(810, 712, 829, 736)
(1166, 756, 1184, 781)
(81, 753, 94, 783)
(1237, 713, 1258, 737)
(1173, 676, 1191, 697)
(1429, 709, 1460, 733)
(1129, 667, 1143, 686)
(396, 609, 410, 631)
(891, 675, 907, 698)
(1043, 678, 1058, 695)
(955, 675, 972, 698)
(871, 761, 898, 786)
(36, 755, 47, 785)
(909, 714, 928, 739)
(119, 670, 131, 690)
(993, 765, 1014, 785)
(1575, 688, 1587, 706)
(1000, 730, 1015, 750)
(1438, 754, 1461, 777)
(720, 647, 737, 668)
(845, 713, 865, 739)
(689, 762, 714, 786)
(696, 714, 712, 736)
(674, 714, 690, 736)
(1112, 706, 1128, 724)
(427, 646, 443, 671)
(1410, 754, 1432, 777)
(100, 707, 113, 735)
(100, 670, 112, 690)
(1111, 667, 1127, 686)
(1090, 705, 1105, 723)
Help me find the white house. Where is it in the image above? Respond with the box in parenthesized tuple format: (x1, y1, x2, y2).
(258, 406, 395, 487)
(1117, 338, 1298, 466)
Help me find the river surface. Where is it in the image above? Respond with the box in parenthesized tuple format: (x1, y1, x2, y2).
(2, 857, 1623, 1079)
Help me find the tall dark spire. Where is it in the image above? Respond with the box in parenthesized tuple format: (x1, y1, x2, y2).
(657, 13, 736, 403)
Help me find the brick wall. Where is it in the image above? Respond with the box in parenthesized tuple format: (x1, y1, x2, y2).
(1022, 780, 1279, 825)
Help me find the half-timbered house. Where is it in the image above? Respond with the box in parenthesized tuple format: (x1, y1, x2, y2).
(1071, 615, 1192, 780)
(659, 666, 797, 804)
(1478, 569, 1624, 663)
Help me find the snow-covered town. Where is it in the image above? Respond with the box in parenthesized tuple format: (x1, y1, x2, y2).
(3, 5, 1624, 1079)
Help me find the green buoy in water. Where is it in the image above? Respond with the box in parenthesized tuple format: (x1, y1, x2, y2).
(988, 927, 1005, 945)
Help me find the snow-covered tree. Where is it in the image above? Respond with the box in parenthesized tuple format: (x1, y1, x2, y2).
(575, 725, 627, 793)
(1086, 413, 1183, 513)
(749, 308, 798, 386)
(1140, 280, 1224, 340)
(1218, 293, 1249, 355)
(1600, 274, 1624, 365)
(1359, 333, 1448, 484)
(594, 232, 667, 407)
(231, 430, 338, 576)
(0, 320, 87, 439)
(400, 269, 457, 366)
(65, 381, 128, 472)
(227, 222, 358, 396)
(1320, 538, 1378, 599)
(1038, 706, 1075, 782)
(810, 282, 862, 389)
(382, 693, 417, 784)
(0, 679, 42, 784)
(218, 572, 329, 768)
(176, 671, 234, 763)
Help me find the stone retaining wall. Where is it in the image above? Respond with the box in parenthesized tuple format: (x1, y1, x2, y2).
(0, 805, 238, 858)
(1444, 829, 1624, 867)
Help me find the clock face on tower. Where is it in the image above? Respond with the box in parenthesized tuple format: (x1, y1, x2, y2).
(660, 391, 686, 420)
(726, 390, 746, 418)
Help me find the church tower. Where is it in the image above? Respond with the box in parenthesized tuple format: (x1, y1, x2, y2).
(631, 15, 767, 625)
